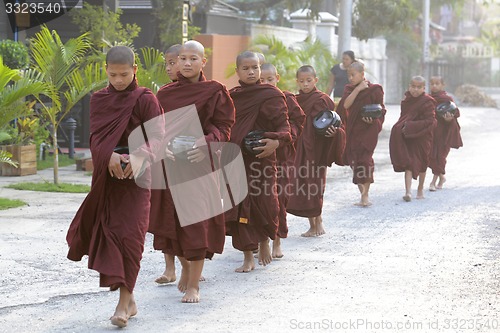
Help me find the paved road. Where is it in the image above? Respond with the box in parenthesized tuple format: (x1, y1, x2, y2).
(0, 105, 498, 333)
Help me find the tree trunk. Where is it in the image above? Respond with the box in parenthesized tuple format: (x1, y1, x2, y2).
(52, 126, 59, 185)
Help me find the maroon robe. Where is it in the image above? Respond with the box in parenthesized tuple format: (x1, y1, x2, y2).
(66, 79, 163, 292)
(149, 72, 235, 261)
(429, 91, 463, 175)
(336, 82, 386, 184)
(287, 87, 345, 218)
(389, 92, 437, 179)
(225, 81, 291, 251)
(276, 91, 305, 238)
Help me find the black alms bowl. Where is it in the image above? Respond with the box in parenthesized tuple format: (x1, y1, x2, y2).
(170, 136, 197, 160)
(313, 109, 342, 135)
(361, 104, 383, 118)
(436, 101, 457, 118)
(243, 130, 266, 155)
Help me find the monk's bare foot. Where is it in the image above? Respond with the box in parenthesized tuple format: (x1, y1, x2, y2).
(177, 266, 189, 293)
(315, 217, 325, 236)
(416, 189, 425, 199)
(403, 194, 412, 202)
(429, 183, 437, 191)
(110, 309, 128, 328)
(272, 238, 284, 258)
(258, 239, 272, 266)
(437, 176, 446, 189)
(155, 269, 176, 284)
(301, 227, 317, 237)
(181, 287, 200, 303)
(128, 298, 138, 318)
(235, 251, 255, 273)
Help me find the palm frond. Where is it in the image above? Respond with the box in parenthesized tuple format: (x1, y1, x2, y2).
(0, 150, 19, 168)
(136, 47, 169, 94)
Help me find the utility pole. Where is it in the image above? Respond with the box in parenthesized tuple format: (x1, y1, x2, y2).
(422, 0, 431, 90)
(337, 0, 353, 60)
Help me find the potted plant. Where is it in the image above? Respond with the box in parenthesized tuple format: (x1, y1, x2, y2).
(0, 55, 49, 176)
(0, 113, 38, 176)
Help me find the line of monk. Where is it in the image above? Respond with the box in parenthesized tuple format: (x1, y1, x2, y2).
(66, 42, 461, 328)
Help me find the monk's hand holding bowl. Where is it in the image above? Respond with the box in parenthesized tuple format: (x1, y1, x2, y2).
(187, 145, 206, 163)
(324, 125, 337, 138)
(109, 152, 127, 179)
(362, 117, 373, 124)
(128, 154, 146, 179)
(255, 138, 279, 158)
(443, 112, 454, 122)
(165, 146, 175, 161)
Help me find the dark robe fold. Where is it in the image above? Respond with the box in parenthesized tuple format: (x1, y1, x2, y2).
(429, 91, 463, 175)
(149, 72, 235, 261)
(287, 87, 346, 218)
(225, 80, 291, 251)
(276, 91, 305, 238)
(66, 79, 163, 292)
(389, 91, 437, 179)
(336, 82, 386, 184)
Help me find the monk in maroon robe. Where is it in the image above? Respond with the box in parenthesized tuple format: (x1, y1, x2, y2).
(66, 46, 164, 328)
(149, 41, 235, 303)
(225, 51, 291, 273)
(389, 76, 437, 202)
(287, 65, 346, 237)
(260, 63, 305, 258)
(153, 43, 181, 286)
(429, 76, 463, 191)
(336, 62, 386, 207)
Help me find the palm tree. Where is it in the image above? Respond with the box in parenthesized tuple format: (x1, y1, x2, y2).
(29, 26, 107, 184)
(0, 56, 49, 168)
(136, 47, 170, 94)
(246, 35, 336, 93)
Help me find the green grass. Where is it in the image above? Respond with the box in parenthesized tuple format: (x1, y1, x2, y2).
(0, 197, 27, 210)
(6, 182, 90, 193)
(37, 154, 76, 170)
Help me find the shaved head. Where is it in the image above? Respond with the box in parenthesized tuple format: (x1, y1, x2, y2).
(261, 63, 277, 76)
(236, 51, 259, 68)
(349, 61, 364, 73)
(256, 52, 266, 65)
(165, 44, 182, 56)
(411, 75, 426, 84)
(180, 40, 205, 57)
(296, 65, 316, 78)
(106, 45, 135, 66)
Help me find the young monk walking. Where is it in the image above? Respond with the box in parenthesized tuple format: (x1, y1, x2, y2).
(260, 63, 305, 258)
(66, 46, 164, 328)
(335, 62, 386, 207)
(225, 51, 291, 272)
(428, 76, 463, 191)
(149, 40, 235, 303)
(287, 65, 345, 237)
(153, 43, 181, 285)
(389, 75, 437, 201)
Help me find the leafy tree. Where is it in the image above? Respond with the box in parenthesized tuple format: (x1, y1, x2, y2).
(29, 26, 108, 184)
(70, 3, 141, 50)
(152, 0, 201, 50)
(227, 35, 335, 93)
(0, 40, 30, 69)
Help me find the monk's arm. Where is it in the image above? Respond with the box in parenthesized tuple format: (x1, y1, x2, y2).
(403, 101, 436, 139)
(263, 96, 291, 147)
(134, 93, 165, 161)
(285, 94, 306, 142)
(205, 89, 235, 143)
